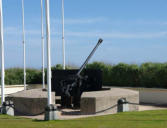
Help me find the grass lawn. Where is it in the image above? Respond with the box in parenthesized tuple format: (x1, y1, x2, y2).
(0, 110, 167, 128)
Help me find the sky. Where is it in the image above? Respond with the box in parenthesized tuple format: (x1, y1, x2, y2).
(1, 0, 167, 68)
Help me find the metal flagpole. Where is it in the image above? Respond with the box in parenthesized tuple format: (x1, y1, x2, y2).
(0, 0, 5, 105)
(22, 0, 26, 90)
(62, 0, 65, 70)
(45, 0, 52, 105)
(41, 0, 45, 89)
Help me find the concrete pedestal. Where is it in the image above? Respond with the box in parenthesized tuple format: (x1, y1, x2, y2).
(44, 104, 58, 121)
(6, 89, 55, 116)
(81, 88, 139, 114)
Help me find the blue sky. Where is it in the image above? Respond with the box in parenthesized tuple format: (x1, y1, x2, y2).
(2, 0, 167, 68)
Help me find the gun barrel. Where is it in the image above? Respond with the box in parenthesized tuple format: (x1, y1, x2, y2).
(76, 38, 103, 76)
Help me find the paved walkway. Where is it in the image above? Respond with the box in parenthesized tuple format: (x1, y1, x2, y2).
(19, 104, 167, 120)
(139, 104, 167, 111)
(0, 85, 24, 96)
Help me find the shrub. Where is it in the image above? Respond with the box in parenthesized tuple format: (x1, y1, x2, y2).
(86, 62, 112, 85)
(26, 68, 42, 84)
(111, 63, 140, 87)
(5, 68, 23, 85)
(2, 62, 167, 88)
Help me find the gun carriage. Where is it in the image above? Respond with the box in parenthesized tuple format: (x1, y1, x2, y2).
(52, 39, 103, 108)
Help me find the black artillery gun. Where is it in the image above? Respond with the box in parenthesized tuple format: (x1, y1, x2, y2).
(52, 39, 103, 108)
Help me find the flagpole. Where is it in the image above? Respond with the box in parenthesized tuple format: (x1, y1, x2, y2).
(62, 0, 65, 70)
(22, 0, 26, 90)
(41, 0, 45, 89)
(45, 0, 52, 105)
(0, 0, 5, 105)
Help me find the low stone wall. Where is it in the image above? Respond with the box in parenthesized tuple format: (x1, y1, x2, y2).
(81, 88, 139, 114)
(139, 88, 167, 105)
(6, 89, 55, 116)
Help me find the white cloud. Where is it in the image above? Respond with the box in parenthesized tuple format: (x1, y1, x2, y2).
(4, 26, 21, 35)
(4, 26, 41, 35)
(65, 31, 167, 39)
(102, 31, 167, 39)
(108, 19, 167, 26)
(52, 17, 107, 25)
(4, 25, 167, 40)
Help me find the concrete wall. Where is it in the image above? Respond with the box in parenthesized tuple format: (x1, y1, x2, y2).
(6, 89, 55, 116)
(139, 88, 167, 105)
(81, 88, 139, 114)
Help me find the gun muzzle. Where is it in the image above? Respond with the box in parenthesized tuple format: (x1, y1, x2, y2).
(98, 38, 103, 44)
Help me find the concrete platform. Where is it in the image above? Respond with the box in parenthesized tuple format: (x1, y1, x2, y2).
(5, 87, 167, 120)
(6, 89, 55, 116)
(5, 87, 139, 119)
(81, 88, 139, 114)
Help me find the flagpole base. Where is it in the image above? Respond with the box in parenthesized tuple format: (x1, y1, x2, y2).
(1, 101, 14, 116)
(44, 104, 58, 121)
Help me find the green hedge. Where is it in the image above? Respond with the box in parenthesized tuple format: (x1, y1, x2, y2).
(86, 62, 167, 88)
(0, 64, 78, 85)
(4, 68, 42, 85)
(1, 62, 167, 88)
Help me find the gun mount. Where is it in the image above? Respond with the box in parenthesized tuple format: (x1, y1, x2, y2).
(52, 38, 103, 108)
